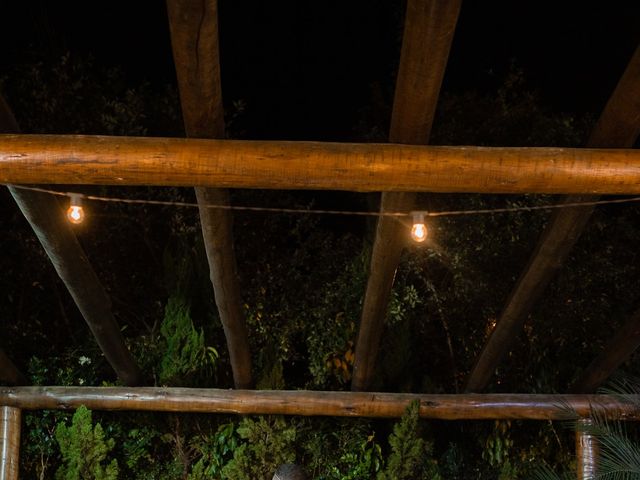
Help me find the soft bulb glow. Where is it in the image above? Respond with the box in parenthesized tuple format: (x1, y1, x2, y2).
(66, 195, 85, 224)
(410, 212, 427, 242)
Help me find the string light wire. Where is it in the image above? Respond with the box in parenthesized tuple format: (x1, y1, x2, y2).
(7, 184, 640, 219)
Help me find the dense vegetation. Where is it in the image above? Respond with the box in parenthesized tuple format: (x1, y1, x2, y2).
(2, 52, 640, 479)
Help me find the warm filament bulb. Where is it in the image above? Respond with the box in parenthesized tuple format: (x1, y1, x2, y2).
(410, 212, 427, 242)
(66, 195, 85, 224)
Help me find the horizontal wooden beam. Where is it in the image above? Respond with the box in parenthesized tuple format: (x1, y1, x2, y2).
(0, 387, 638, 420)
(2, 134, 640, 193)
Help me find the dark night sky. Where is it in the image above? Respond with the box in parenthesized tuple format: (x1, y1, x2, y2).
(0, 0, 639, 140)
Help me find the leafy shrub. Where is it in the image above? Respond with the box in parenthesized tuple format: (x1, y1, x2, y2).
(378, 401, 440, 480)
(188, 422, 239, 479)
(221, 416, 297, 480)
(159, 294, 218, 386)
(54, 406, 118, 480)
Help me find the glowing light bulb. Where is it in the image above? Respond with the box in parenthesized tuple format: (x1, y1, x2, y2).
(410, 212, 427, 242)
(66, 194, 85, 224)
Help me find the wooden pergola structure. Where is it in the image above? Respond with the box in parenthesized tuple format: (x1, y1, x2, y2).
(1, 1, 639, 479)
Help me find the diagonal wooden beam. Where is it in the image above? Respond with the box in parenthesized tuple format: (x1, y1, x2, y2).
(571, 307, 640, 393)
(1, 96, 143, 387)
(167, 0, 252, 388)
(351, 0, 462, 391)
(465, 45, 640, 392)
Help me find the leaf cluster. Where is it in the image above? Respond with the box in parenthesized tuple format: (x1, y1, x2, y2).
(54, 406, 118, 480)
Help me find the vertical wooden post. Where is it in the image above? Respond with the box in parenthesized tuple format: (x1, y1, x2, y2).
(0, 406, 20, 480)
(576, 418, 598, 480)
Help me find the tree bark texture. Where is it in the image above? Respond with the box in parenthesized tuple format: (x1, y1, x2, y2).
(2, 135, 640, 194)
(576, 418, 598, 480)
(0, 406, 20, 480)
(167, 0, 252, 388)
(0, 387, 638, 420)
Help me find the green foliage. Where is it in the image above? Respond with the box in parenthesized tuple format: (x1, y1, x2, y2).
(304, 248, 369, 388)
(378, 401, 440, 480)
(298, 418, 377, 479)
(54, 406, 118, 480)
(158, 249, 218, 386)
(22, 410, 63, 479)
(256, 349, 286, 390)
(116, 414, 201, 480)
(1, 53, 181, 136)
(221, 416, 297, 480)
(483, 421, 514, 470)
(187, 423, 239, 479)
(326, 433, 383, 480)
(159, 294, 218, 385)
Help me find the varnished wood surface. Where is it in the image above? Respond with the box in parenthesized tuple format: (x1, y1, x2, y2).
(167, 0, 253, 388)
(465, 45, 640, 392)
(1, 134, 640, 193)
(0, 387, 638, 420)
(388, 0, 462, 145)
(0, 406, 20, 480)
(194, 188, 253, 388)
(166, 0, 225, 139)
(576, 418, 598, 480)
(352, 0, 461, 392)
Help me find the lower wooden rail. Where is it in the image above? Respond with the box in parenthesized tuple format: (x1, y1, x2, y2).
(0, 387, 638, 420)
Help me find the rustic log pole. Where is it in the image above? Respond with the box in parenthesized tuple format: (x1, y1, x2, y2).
(0, 350, 26, 387)
(576, 418, 598, 480)
(465, 45, 640, 392)
(0, 406, 20, 480)
(571, 307, 640, 393)
(351, 0, 461, 391)
(0, 96, 143, 387)
(167, 0, 253, 388)
(0, 387, 637, 420)
(2, 135, 640, 193)
(8, 189, 144, 387)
